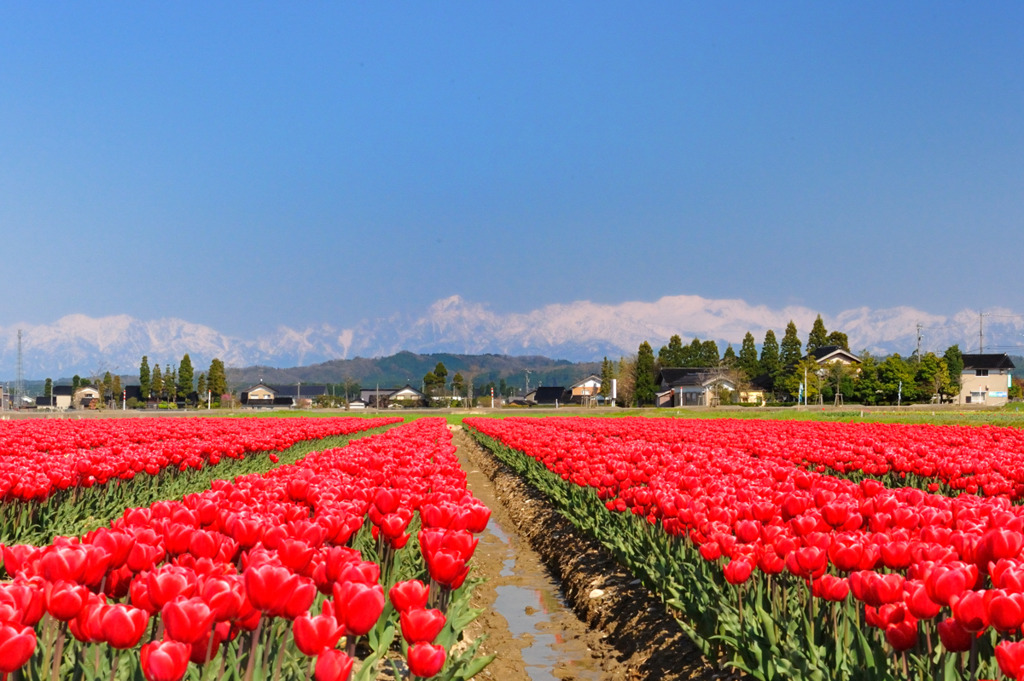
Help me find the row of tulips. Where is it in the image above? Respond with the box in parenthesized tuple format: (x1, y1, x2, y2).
(465, 416, 1024, 680)
(0, 417, 491, 681)
(505, 416, 1024, 499)
(0, 417, 402, 502)
(0, 417, 401, 545)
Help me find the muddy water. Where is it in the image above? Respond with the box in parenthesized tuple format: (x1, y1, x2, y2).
(484, 515, 604, 681)
(454, 426, 606, 681)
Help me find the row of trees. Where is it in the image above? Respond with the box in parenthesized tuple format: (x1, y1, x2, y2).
(423, 362, 468, 401)
(138, 354, 228, 407)
(609, 315, 973, 407)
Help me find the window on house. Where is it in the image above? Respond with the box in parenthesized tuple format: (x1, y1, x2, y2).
(976, 369, 989, 376)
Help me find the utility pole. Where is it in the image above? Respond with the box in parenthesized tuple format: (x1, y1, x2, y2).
(916, 323, 923, 363)
(980, 312, 985, 353)
(15, 330, 24, 407)
(524, 369, 532, 396)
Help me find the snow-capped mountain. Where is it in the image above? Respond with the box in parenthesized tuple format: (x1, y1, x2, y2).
(1, 295, 1021, 378)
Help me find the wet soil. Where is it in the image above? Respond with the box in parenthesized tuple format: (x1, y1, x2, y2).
(452, 426, 741, 681)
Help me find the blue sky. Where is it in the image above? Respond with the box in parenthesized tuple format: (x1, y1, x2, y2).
(2, 3, 1022, 338)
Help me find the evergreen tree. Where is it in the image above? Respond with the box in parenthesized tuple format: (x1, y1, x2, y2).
(760, 330, 781, 393)
(197, 373, 207, 401)
(780, 321, 803, 367)
(433, 362, 448, 384)
(451, 372, 466, 397)
(44, 378, 52, 398)
(658, 335, 685, 368)
(207, 358, 227, 401)
(685, 339, 703, 367)
(102, 372, 113, 403)
(807, 315, 829, 354)
(600, 357, 614, 398)
(112, 375, 122, 405)
(165, 365, 175, 401)
(151, 365, 163, 402)
(634, 341, 657, 406)
(738, 332, 760, 381)
(617, 355, 636, 407)
(139, 356, 151, 400)
(722, 345, 737, 367)
(944, 345, 964, 399)
(178, 354, 194, 402)
(423, 371, 442, 397)
(699, 340, 720, 367)
(72, 375, 81, 395)
(826, 331, 850, 351)
(853, 352, 882, 405)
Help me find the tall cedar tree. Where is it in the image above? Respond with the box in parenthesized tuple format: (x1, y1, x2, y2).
(139, 356, 151, 399)
(826, 331, 850, 351)
(102, 372, 113, 401)
(722, 345, 737, 366)
(944, 344, 964, 394)
(738, 332, 760, 381)
(760, 330, 781, 392)
(151, 365, 163, 401)
(112, 375, 122, 404)
(658, 335, 685, 367)
(634, 341, 657, 406)
(699, 340, 720, 366)
(617, 356, 636, 407)
(600, 357, 614, 397)
(165, 365, 175, 401)
(207, 358, 227, 400)
(807, 315, 829, 354)
(197, 373, 207, 400)
(44, 378, 52, 398)
(178, 354, 195, 402)
(780, 321, 803, 368)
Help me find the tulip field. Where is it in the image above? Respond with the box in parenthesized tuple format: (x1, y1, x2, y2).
(0, 417, 492, 681)
(465, 416, 1024, 681)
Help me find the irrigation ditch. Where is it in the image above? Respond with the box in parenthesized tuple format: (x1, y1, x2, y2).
(451, 425, 744, 681)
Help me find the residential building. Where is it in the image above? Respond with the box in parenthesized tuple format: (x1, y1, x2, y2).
(959, 354, 1015, 406)
(656, 368, 736, 407)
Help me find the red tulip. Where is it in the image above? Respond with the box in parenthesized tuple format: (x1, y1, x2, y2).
(937, 617, 972, 652)
(986, 589, 1024, 632)
(140, 639, 191, 681)
(884, 617, 918, 651)
(333, 581, 385, 636)
(997, 640, 1024, 680)
(293, 613, 346, 656)
(98, 603, 150, 649)
(407, 642, 447, 678)
(723, 558, 754, 585)
(952, 590, 989, 632)
(314, 649, 354, 681)
(400, 608, 446, 644)
(45, 580, 91, 621)
(0, 621, 36, 674)
(162, 597, 215, 645)
(390, 579, 430, 612)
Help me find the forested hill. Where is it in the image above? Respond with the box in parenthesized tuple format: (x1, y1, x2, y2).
(226, 351, 602, 393)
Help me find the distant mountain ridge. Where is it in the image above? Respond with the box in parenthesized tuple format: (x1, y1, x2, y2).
(2, 295, 1023, 379)
(227, 351, 600, 394)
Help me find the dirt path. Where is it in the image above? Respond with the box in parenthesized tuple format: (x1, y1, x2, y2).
(452, 425, 737, 681)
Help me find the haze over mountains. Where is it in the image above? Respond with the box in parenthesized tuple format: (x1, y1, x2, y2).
(2, 294, 1022, 379)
